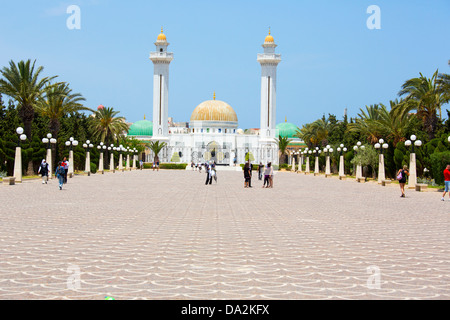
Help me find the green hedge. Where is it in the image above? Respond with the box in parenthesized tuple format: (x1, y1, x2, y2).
(143, 163, 187, 170)
(240, 164, 262, 171)
(430, 151, 450, 185)
(90, 163, 97, 174)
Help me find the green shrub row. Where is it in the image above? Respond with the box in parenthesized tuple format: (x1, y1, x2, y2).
(143, 163, 187, 170)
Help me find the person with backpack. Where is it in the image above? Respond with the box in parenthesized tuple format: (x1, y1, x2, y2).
(62, 157, 69, 184)
(38, 159, 49, 184)
(397, 165, 409, 198)
(55, 161, 66, 190)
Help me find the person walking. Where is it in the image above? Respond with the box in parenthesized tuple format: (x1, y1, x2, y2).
(139, 160, 144, 170)
(62, 157, 69, 184)
(397, 165, 409, 198)
(263, 162, 272, 188)
(55, 161, 65, 190)
(258, 162, 264, 180)
(248, 161, 253, 188)
(38, 159, 49, 184)
(441, 164, 450, 201)
(205, 162, 213, 185)
(244, 162, 251, 188)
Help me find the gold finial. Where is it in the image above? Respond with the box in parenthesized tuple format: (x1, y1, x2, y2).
(285, 116, 287, 123)
(161, 26, 164, 33)
(213, 91, 216, 100)
(269, 27, 271, 35)
(144, 114, 146, 120)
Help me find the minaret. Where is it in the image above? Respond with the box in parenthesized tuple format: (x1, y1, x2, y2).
(257, 29, 281, 140)
(150, 27, 173, 140)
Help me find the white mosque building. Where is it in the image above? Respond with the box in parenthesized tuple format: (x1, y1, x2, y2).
(127, 29, 303, 166)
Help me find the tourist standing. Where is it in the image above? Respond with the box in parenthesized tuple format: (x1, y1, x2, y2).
(156, 160, 160, 171)
(244, 162, 251, 188)
(55, 162, 65, 190)
(62, 157, 69, 184)
(258, 162, 264, 180)
(139, 160, 144, 170)
(397, 165, 409, 198)
(441, 164, 450, 201)
(38, 159, 49, 184)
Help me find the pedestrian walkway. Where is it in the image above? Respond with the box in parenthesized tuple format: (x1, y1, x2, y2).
(0, 170, 448, 299)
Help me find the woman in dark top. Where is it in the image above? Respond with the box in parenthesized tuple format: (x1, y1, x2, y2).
(397, 165, 409, 198)
(243, 162, 251, 188)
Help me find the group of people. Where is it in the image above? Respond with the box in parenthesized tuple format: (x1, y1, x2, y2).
(244, 161, 274, 188)
(38, 157, 69, 190)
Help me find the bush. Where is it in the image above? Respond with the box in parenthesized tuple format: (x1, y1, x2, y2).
(239, 164, 260, 171)
(430, 151, 450, 185)
(90, 162, 97, 174)
(143, 163, 187, 170)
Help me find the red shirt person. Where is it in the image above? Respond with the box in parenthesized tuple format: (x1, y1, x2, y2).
(442, 165, 450, 201)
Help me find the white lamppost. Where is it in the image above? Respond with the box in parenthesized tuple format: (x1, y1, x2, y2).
(132, 149, 137, 170)
(405, 135, 422, 189)
(83, 140, 93, 175)
(13, 127, 27, 182)
(126, 147, 131, 171)
(374, 139, 389, 184)
(314, 147, 321, 176)
(324, 145, 331, 177)
(42, 133, 56, 179)
(306, 150, 312, 174)
(97, 142, 105, 174)
(354, 142, 363, 180)
(111, 146, 116, 173)
(118, 145, 124, 171)
(65, 137, 78, 178)
(298, 151, 304, 173)
(337, 144, 347, 179)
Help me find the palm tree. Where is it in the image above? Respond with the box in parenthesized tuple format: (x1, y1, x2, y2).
(147, 140, 167, 163)
(276, 135, 292, 164)
(0, 60, 56, 174)
(398, 70, 446, 139)
(0, 60, 56, 139)
(309, 117, 335, 146)
(379, 100, 411, 147)
(35, 82, 90, 141)
(347, 105, 383, 144)
(89, 106, 129, 145)
(437, 72, 450, 105)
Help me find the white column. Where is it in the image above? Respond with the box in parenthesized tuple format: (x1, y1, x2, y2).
(126, 154, 130, 171)
(132, 155, 137, 170)
(314, 156, 319, 175)
(325, 156, 331, 176)
(306, 156, 310, 174)
(69, 150, 74, 177)
(292, 156, 296, 172)
(298, 155, 303, 173)
(85, 151, 90, 173)
(110, 154, 115, 173)
(408, 153, 417, 189)
(13, 147, 22, 183)
(356, 164, 362, 180)
(98, 152, 104, 173)
(46, 148, 52, 179)
(378, 154, 385, 184)
(119, 154, 123, 171)
(339, 155, 345, 177)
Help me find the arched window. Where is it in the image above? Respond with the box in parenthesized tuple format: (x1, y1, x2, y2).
(160, 48, 163, 53)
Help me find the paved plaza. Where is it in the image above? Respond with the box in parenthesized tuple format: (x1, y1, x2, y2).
(0, 169, 448, 300)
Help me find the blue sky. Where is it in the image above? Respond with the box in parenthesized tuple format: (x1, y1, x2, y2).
(0, 0, 449, 129)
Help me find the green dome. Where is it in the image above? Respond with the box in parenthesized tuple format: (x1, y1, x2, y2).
(128, 120, 153, 136)
(276, 122, 299, 138)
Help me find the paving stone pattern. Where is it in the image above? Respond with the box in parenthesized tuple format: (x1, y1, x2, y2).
(0, 170, 448, 300)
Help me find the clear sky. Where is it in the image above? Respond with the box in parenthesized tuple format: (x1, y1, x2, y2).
(1, 0, 449, 129)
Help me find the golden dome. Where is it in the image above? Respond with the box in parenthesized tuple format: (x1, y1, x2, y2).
(190, 99, 238, 123)
(265, 28, 274, 43)
(157, 27, 166, 41)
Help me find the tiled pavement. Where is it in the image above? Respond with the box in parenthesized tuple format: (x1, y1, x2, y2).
(0, 170, 448, 300)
